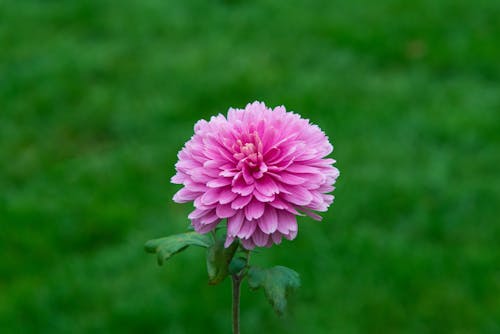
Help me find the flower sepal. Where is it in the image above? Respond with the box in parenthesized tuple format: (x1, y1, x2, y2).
(229, 256, 247, 276)
(206, 237, 239, 285)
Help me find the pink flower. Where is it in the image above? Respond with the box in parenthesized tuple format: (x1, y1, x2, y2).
(172, 101, 339, 249)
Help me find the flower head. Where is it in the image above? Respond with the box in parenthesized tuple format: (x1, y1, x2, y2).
(172, 102, 339, 249)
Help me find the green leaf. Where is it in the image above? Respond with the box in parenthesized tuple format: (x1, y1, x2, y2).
(206, 238, 238, 285)
(247, 266, 301, 316)
(144, 232, 213, 265)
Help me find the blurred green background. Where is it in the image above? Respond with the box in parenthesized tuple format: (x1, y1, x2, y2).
(1, 0, 499, 333)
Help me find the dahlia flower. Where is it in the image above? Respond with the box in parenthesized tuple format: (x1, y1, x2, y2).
(172, 101, 339, 249)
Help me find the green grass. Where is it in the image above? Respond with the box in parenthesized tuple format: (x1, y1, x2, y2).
(1, 0, 499, 333)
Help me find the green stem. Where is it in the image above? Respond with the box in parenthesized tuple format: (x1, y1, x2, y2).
(231, 274, 242, 334)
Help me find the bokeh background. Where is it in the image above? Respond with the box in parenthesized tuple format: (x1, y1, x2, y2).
(1, 0, 499, 333)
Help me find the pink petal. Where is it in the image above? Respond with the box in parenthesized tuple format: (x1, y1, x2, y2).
(193, 196, 211, 210)
(279, 172, 307, 185)
(242, 166, 254, 184)
(219, 188, 238, 204)
(285, 164, 319, 174)
(238, 219, 257, 239)
(269, 198, 300, 215)
(173, 188, 200, 203)
(252, 228, 269, 247)
(231, 195, 252, 209)
(284, 228, 298, 240)
(216, 204, 236, 218)
(271, 232, 283, 244)
(200, 166, 221, 178)
(190, 168, 212, 183)
(227, 210, 244, 236)
(192, 219, 220, 234)
(216, 144, 236, 163)
(207, 178, 232, 188)
(258, 206, 278, 234)
(240, 238, 256, 250)
(268, 197, 287, 209)
(277, 210, 297, 234)
(176, 159, 200, 172)
(183, 180, 207, 192)
(232, 173, 255, 196)
(220, 169, 238, 177)
(302, 208, 323, 221)
(203, 160, 223, 169)
(268, 144, 297, 165)
(264, 147, 280, 161)
(282, 187, 313, 206)
(200, 188, 221, 205)
(261, 127, 277, 153)
(199, 211, 220, 225)
(253, 189, 275, 202)
(171, 173, 186, 184)
(245, 200, 265, 220)
(188, 208, 211, 220)
(255, 174, 279, 196)
(224, 235, 235, 248)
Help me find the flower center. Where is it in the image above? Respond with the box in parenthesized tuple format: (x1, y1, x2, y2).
(232, 131, 268, 179)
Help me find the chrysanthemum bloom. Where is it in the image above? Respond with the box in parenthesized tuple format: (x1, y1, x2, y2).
(172, 102, 339, 249)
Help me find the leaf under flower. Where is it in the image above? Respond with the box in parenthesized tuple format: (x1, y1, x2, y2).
(247, 265, 301, 316)
(145, 232, 213, 265)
